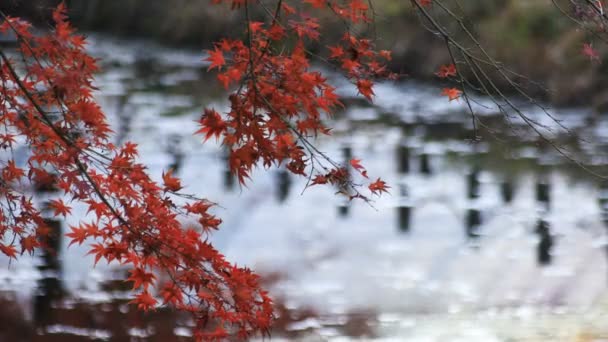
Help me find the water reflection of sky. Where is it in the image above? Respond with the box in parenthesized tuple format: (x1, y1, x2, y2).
(2, 35, 608, 340)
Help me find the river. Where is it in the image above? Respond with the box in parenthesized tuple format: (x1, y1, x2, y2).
(1, 35, 607, 341)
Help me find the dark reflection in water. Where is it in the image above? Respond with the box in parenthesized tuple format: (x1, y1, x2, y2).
(467, 167, 481, 200)
(34, 219, 65, 329)
(535, 219, 554, 266)
(133, 54, 160, 87)
(419, 152, 431, 175)
(114, 94, 130, 146)
(397, 206, 411, 233)
(342, 144, 352, 163)
(396, 144, 410, 174)
(599, 182, 608, 226)
(598, 182, 608, 279)
(337, 144, 353, 218)
(276, 169, 291, 203)
(397, 184, 412, 233)
(338, 201, 350, 218)
(465, 209, 482, 240)
(536, 175, 551, 212)
(222, 147, 234, 191)
(166, 134, 184, 174)
(501, 179, 514, 204)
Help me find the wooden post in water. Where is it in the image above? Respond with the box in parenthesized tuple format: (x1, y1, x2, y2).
(419, 152, 431, 175)
(598, 181, 608, 225)
(114, 94, 131, 146)
(342, 144, 352, 163)
(465, 162, 482, 240)
(337, 144, 352, 217)
(501, 179, 514, 204)
(166, 134, 184, 174)
(535, 219, 553, 266)
(465, 209, 482, 239)
(397, 184, 412, 233)
(34, 173, 64, 328)
(597, 182, 608, 280)
(466, 167, 481, 200)
(338, 200, 350, 217)
(536, 175, 551, 212)
(276, 169, 291, 203)
(35, 219, 64, 328)
(396, 144, 410, 174)
(222, 147, 234, 191)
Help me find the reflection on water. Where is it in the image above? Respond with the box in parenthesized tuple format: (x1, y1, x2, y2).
(536, 219, 554, 266)
(34, 219, 65, 330)
(276, 169, 291, 203)
(2, 35, 608, 340)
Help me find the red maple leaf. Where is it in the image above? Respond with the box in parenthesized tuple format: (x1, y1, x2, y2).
(582, 43, 600, 62)
(311, 174, 328, 185)
(196, 108, 226, 141)
(162, 169, 182, 192)
(350, 158, 368, 178)
(305, 0, 327, 8)
(47, 199, 72, 217)
(369, 178, 389, 195)
(206, 48, 226, 70)
(356, 79, 374, 100)
(435, 63, 457, 78)
(0, 244, 17, 259)
(130, 291, 157, 311)
(328, 45, 345, 59)
(441, 87, 462, 101)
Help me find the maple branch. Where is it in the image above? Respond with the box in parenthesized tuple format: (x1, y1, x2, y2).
(412, 0, 607, 179)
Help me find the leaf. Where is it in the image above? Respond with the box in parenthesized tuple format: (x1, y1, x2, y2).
(328, 45, 345, 59)
(435, 63, 457, 78)
(369, 178, 389, 195)
(127, 267, 157, 290)
(195, 108, 226, 141)
(160, 283, 183, 305)
(311, 175, 328, 185)
(130, 290, 157, 311)
(305, 0, 327, 8)
(0, 244, 17, 259)
(356, 79, 374, 100)
(582, 43, 600, 62)
(350, 158, 368, 178)
(441, 87, 462, 101)
(47, 199, 72, 217)
(87, 243, 106, 266)
(66, 225, 88, 246)
(162, 169, 182, 192)
(206, 48, 226, 70)
(20, 235, 39, 255)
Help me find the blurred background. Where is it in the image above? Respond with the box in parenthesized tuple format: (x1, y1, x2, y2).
(1, 1, 608, 341)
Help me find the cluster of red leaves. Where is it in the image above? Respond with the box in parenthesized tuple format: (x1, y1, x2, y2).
(203, 0, 392, 197)
(434, 63, 462, 101)
(0, 4, 272, 340)
(435, 63, 456, 78)
(327, 34, 395, 100)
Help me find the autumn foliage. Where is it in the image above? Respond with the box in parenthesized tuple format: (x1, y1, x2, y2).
(0, 0, 604, 340)
(0, 1, 391, 340)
